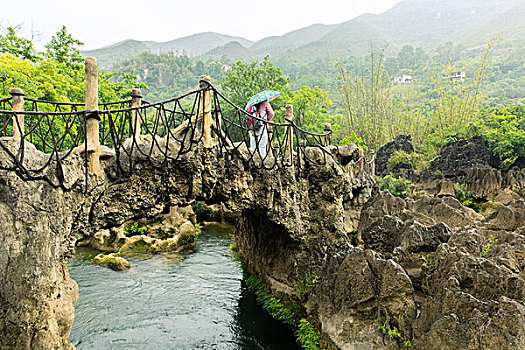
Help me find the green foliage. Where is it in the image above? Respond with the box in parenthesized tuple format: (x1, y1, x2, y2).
(193, 201, 213, 217)
(220, 55, 289, 109)
(0, 26, 144, 103)
(377, 175, 413, 198)
(387, 150, 427, 174)
(245, 274, 296, 326)
(0, 26, 39, 62)
(112, 51, 225, 101)
(45, 25, 84, 67)
(475, 105, 525, 170)
(295, 319, 321, 350)
(420, 254, 435, 294)
(454, 183, 483, 212)
(123, 221, 148, 236)
(336, 39, 494, 159)
(294, 271, 319, 301)
(378, 318, 412, 348)
(337, 130, 368, 152)
(482, 235, 497, 257)
(336, 48, 393, 152)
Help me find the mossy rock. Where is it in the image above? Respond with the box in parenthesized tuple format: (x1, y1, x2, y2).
(93, 253, 130, 271)
(480, 201, 505, 217)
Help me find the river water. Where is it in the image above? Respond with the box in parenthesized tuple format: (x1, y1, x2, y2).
(68, 225, 300, 350)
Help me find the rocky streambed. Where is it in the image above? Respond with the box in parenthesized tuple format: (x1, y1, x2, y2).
(76, 205, 201, 270)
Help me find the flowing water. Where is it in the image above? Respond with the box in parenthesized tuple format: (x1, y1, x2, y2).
(68, 225, 300, 350)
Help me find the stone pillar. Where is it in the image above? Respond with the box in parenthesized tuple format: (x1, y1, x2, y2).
(131, 88, 142, 140)
(284, 104, 294, 164)
(10, 88, 24, 140)
(324, 123, 332, 147)
(85, 57, 100, 176)
(199, 75, 212, 148)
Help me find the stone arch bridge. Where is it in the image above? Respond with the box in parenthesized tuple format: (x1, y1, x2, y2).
(0, 60, 375, 349)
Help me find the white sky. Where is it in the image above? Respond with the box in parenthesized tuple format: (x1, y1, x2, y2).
(2, 0, 403, 50)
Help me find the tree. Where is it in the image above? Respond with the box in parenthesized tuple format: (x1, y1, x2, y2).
(0, 26, 40, 62)
(45, 26, 84, 68)
(220, 56, 289, 109)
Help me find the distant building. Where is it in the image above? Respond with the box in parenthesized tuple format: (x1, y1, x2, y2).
(442, 70, 465, 82)
(392, 75, 413, 85)
(222, 64, 232, 72)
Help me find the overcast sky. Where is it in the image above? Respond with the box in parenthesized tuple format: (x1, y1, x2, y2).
(1, 0, 403, 51)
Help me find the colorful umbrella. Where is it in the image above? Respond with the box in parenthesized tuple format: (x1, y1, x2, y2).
(245, 90, 281, 111)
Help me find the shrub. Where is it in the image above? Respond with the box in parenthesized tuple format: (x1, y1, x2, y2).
(377, 175, 413, 198)
(475, 105, 525, 170)
(387, 150, 428, 174)
(454, 183, 483, 212)
(123, 221, 147, 236)
(193, 201, 213, 220)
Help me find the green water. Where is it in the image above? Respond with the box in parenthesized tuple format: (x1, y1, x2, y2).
(68, 226, 300, 349)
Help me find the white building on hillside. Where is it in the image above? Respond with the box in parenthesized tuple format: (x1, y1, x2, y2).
(392, 75, 413, 85)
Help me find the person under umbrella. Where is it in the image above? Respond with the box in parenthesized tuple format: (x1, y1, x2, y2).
(245, 90, 281, 157)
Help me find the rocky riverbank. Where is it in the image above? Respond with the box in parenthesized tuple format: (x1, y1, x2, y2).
(2, 128, 523, 350)
(236, 135, 525, 350)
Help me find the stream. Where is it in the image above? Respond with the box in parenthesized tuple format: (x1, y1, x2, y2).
(68, 225, 300, 349)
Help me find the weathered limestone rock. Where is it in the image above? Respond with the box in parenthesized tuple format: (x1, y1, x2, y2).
(3, 124, 525, 350)
(375, 135, 414, 177)
(494, 188, 523, 205)
(480, 201, 505, 217)
(0, 140, 86, 349)
(484, 199, 525, 231)
(93, 253, 131, 271)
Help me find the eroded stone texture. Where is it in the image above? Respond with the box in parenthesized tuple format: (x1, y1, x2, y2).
(0, 139, 84, 350)
(0, 134, 375, 349)
(2, 128, 525, 350)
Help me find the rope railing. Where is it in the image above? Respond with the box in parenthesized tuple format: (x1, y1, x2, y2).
(0, 66, 374, 191)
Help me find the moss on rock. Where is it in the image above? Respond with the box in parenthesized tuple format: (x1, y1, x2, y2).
(93, 253, 131, 271)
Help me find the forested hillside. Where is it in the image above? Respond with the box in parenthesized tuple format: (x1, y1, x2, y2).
(1, 0, 523, 175)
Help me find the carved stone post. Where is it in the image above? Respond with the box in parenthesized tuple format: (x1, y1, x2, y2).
(85, 57, 100, 175)
(131, 88, 142, 140)
(284, 104, 294, 164)
(199, 75, 212, 148)
(324, 123, 332, 146)
(10, 88, 24, 140)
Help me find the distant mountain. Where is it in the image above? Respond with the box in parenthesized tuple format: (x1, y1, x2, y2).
(81, 40, 152, 69)
(273, 0, 524, 61)
(201, 41, 257, 62)
(83, 0, 525, 68)
(81, 32, 254, 69)
(249, 23, 337, 57)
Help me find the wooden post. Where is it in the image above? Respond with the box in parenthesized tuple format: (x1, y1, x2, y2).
(370, 149, 376, 176)
(324, 123, 331, 146)
(10, 88, 24, 140)
(131, 88, 142, 140)
(199, 75, 212, 148)
(284, 104, 294, 164)
(273, 140, 280, 157)
(300, 139, 306, 165)
(85, 57, 100, 176)
(266, 124, 273, 158)
(358, 148, 364, 179)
